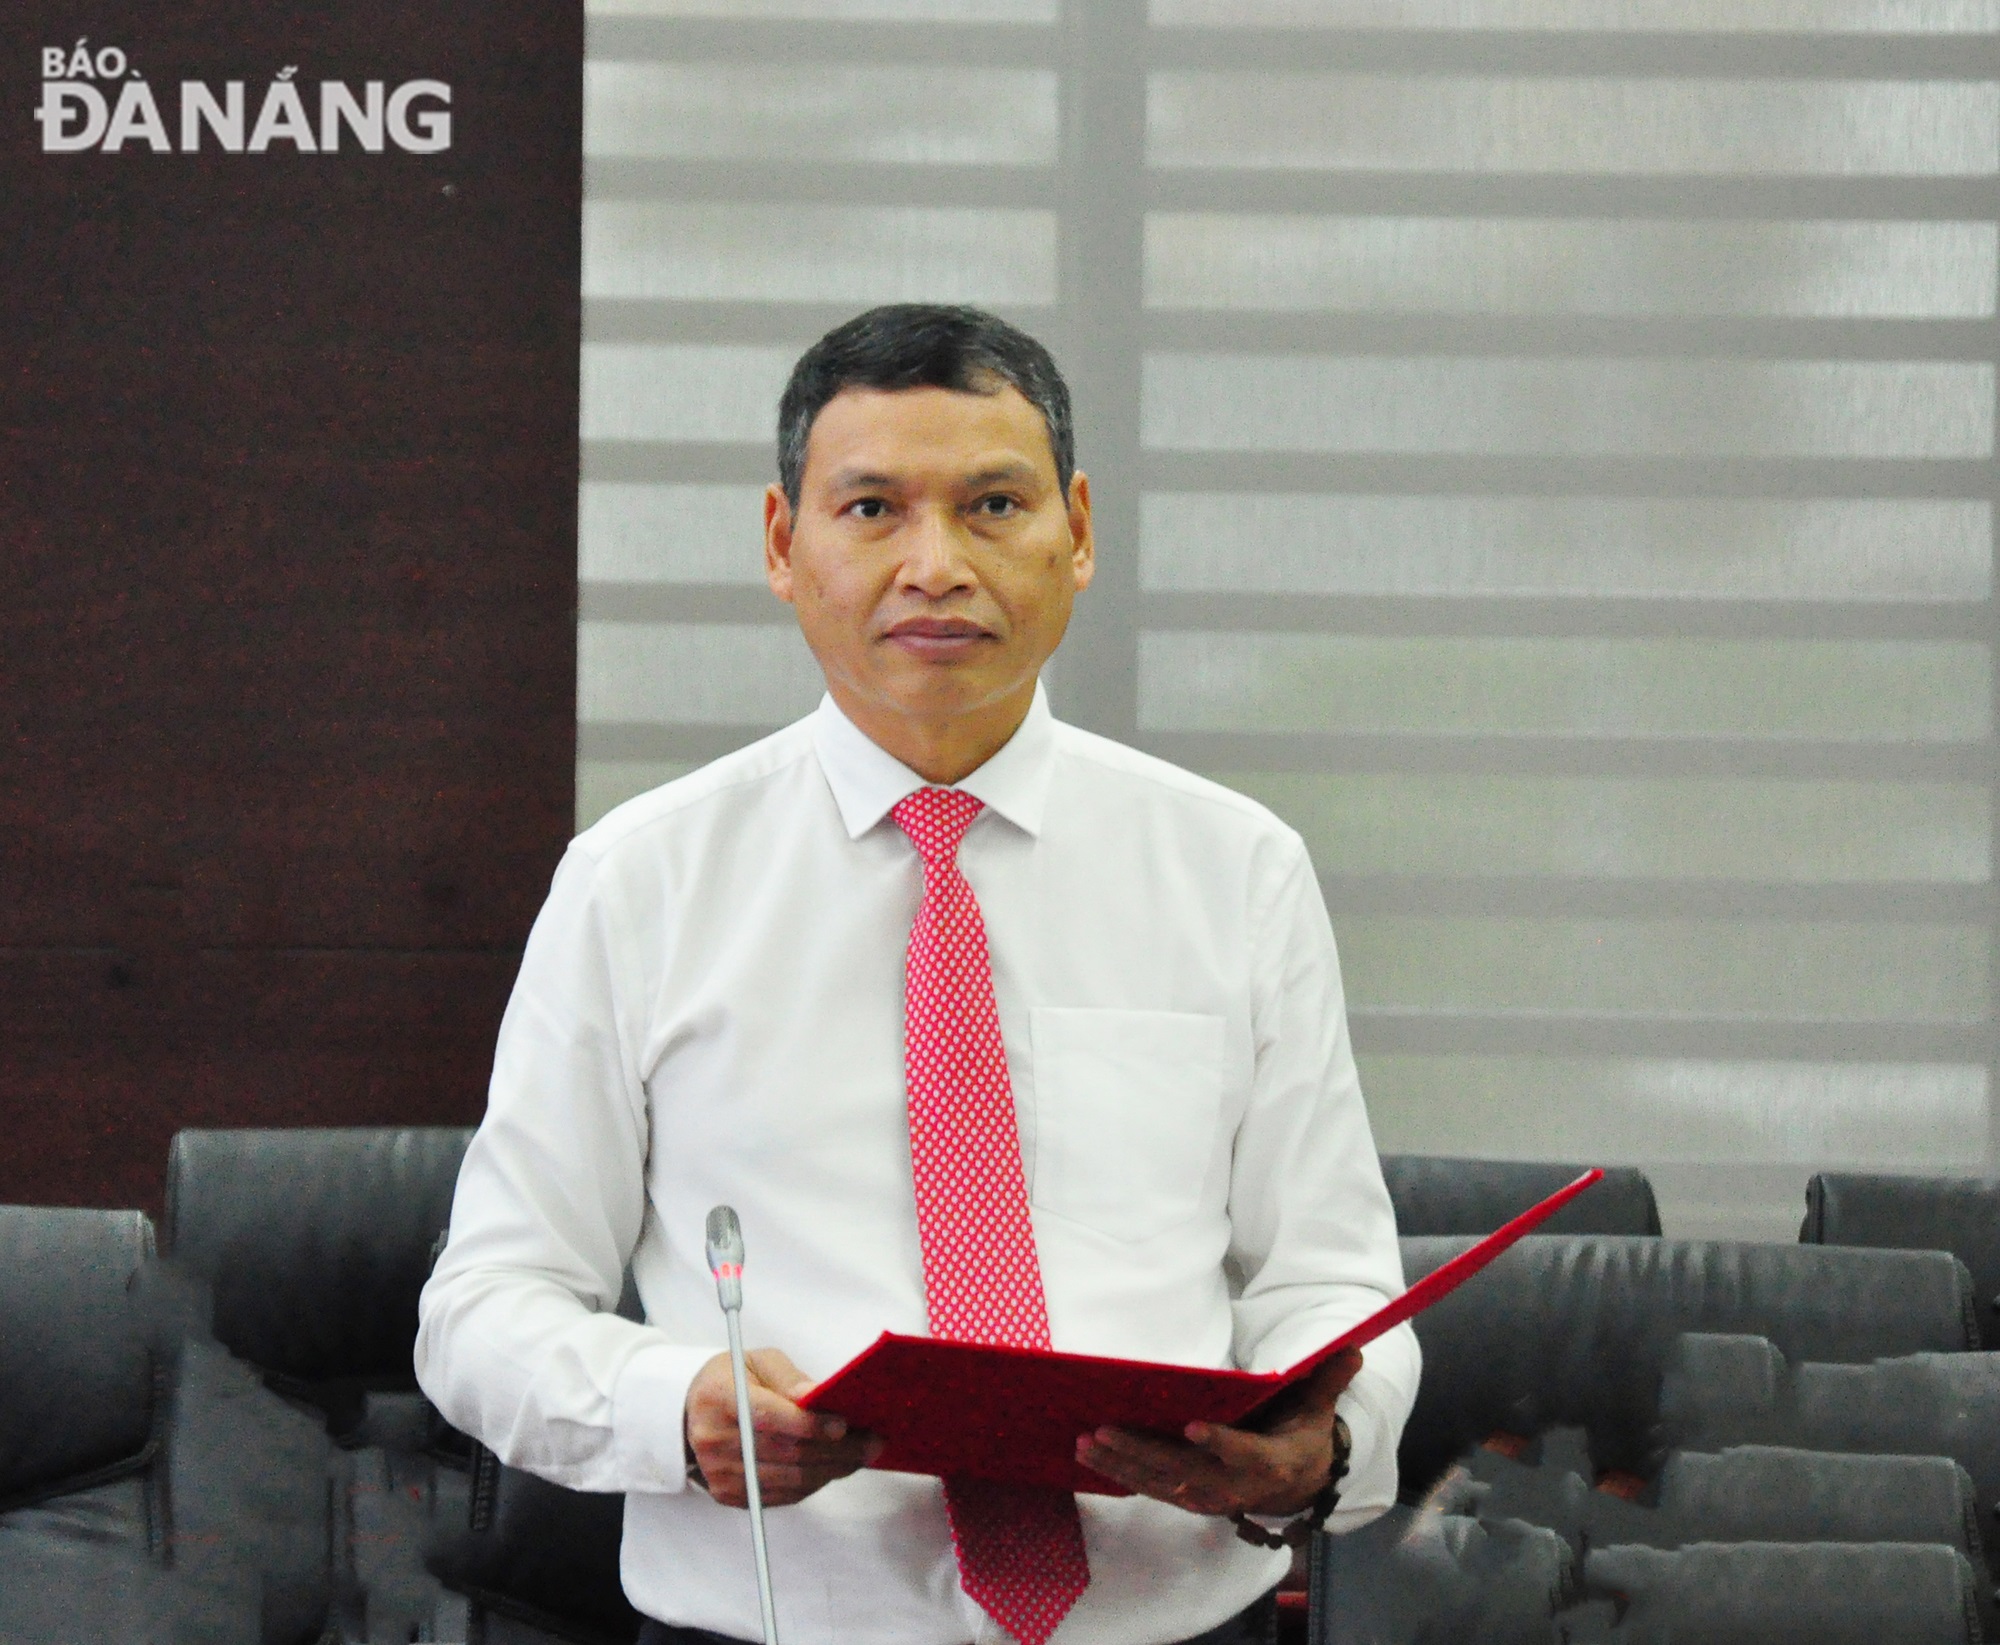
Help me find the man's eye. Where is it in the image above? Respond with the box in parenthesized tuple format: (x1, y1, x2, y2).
(847, 498, 889, 519)
(974, 495, 1019, 517)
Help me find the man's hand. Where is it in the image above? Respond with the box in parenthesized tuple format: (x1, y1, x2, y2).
(684, 1348, 882, 1509)
(1075, 1348, 1362, 1518)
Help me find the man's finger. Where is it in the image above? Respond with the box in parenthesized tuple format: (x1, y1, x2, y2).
(751, 1428, 878, 1469)
(1184, 1418, 1285, 1477)
(743, 1346, 849, 1441)
(690, 1379, 822, 1446)
(1078, 1429, 1231, 1496)
(696, 1438, 880, 1509)
(1081, 1425, 1207, 1477)
(1075, 1434, 1243, 1515)
(700, 1346, 834, 1441)
(686, 1345, 885, 1511)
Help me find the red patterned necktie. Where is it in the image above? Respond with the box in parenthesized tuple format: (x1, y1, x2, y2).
(893, 787, 1090, 1645)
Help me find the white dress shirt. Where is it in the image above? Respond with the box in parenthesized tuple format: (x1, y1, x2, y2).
(415, 684, 1419, 1645)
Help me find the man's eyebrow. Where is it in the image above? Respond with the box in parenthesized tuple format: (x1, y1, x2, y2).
(963, 463, 1040, 487)
(824, 468, 901, 492)
(822, 462, 1043, 491)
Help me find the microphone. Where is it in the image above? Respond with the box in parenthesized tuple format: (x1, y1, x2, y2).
(705, 1206, 779, 1645)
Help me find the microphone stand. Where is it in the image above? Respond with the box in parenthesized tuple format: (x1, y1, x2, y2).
(706, 1205, 780, 1645)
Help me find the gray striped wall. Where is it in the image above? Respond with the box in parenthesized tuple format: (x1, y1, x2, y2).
(576, 0, 1999, 1240)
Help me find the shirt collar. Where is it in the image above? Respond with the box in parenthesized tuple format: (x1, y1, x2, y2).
(811, 682, 1057, 842)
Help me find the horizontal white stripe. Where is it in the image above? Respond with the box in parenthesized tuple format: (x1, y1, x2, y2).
(1140, 495, 1994, 601)
(1146, 215, 2000, 318)
(581, 483, 772, 584)
(1210, 771, 1992, 882)
(585, 202, 1058, 305)
(1339, 916, 1990, 1020)
(1142, 355, 1997, 459)
(581, 344, 792, 445)
(1149, 74, 2000, 176)
(591, 0, 1054, 17)
(1152, 0, 2000, 30)
(1361, 1054, 1990, 1170)
(579, 620, 822, 725)
(586, 62, 1058, 164)
(1139, 632, 1993, 740)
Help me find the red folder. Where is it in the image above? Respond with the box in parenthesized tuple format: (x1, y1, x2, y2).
(801, 1167, 1602, 1493)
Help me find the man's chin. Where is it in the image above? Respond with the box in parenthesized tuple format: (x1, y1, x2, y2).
(856, 666, 1033, 726)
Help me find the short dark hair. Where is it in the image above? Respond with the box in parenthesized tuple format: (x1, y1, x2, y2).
(776, 304, 1074, 511)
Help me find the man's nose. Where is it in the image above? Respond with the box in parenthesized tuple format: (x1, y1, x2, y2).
(899, 509, 976, 596)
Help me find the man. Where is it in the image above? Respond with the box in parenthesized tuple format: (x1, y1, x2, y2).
(416, 304, 1418, 1645)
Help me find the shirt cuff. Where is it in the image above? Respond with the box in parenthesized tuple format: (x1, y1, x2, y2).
(1325, 1372, 1398, 1532)
(1239, 1385, 1384, 1538)
(610, 1337, 718, 1493)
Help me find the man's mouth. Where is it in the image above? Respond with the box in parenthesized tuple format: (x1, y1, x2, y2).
(883, 618, 993, 658)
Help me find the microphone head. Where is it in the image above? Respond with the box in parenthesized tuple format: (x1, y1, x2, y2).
(705, 1204, 744, 1274)
(705, 1205, 745, 1311)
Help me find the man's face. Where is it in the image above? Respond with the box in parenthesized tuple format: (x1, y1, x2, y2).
(764, 382, 1093, 755)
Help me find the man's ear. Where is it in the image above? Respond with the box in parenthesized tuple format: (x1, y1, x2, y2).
(1067, 471, 1095, 593)
(764, 483, 797, 604)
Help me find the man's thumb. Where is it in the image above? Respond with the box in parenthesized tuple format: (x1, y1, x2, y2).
(746, 1346, 813, 1400)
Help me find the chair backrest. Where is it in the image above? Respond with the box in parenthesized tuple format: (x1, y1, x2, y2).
(1802, 1172, 2000, 1349)
(162, 1127, 474, 1398)
(1660, 1447, 1984, 1554)
(1467, 1436, 1989, 1573)
(1384, 1156, 1662, 1237)
(1582, 1542, 1980, 1645)
(163, 1333, 335, 1645)
(424, 1444, 641, 1645)
(1397, 1234, 1979, 1493)
(0, 1205, 158, 1512)
(1665, 1336, 2000, 1547)
(1307, 1504, 1577, 1645)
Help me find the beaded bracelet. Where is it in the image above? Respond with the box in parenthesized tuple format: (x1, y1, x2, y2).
(1229, 1417, 1350, 1550)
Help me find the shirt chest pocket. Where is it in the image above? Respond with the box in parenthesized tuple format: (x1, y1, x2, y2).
(1028, 1007, 1226, 1244)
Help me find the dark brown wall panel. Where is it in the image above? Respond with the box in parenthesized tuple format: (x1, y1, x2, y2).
(0, 3, 582, 1215)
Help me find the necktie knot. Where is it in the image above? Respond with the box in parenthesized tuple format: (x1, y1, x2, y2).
(892, 787, 985, 870)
